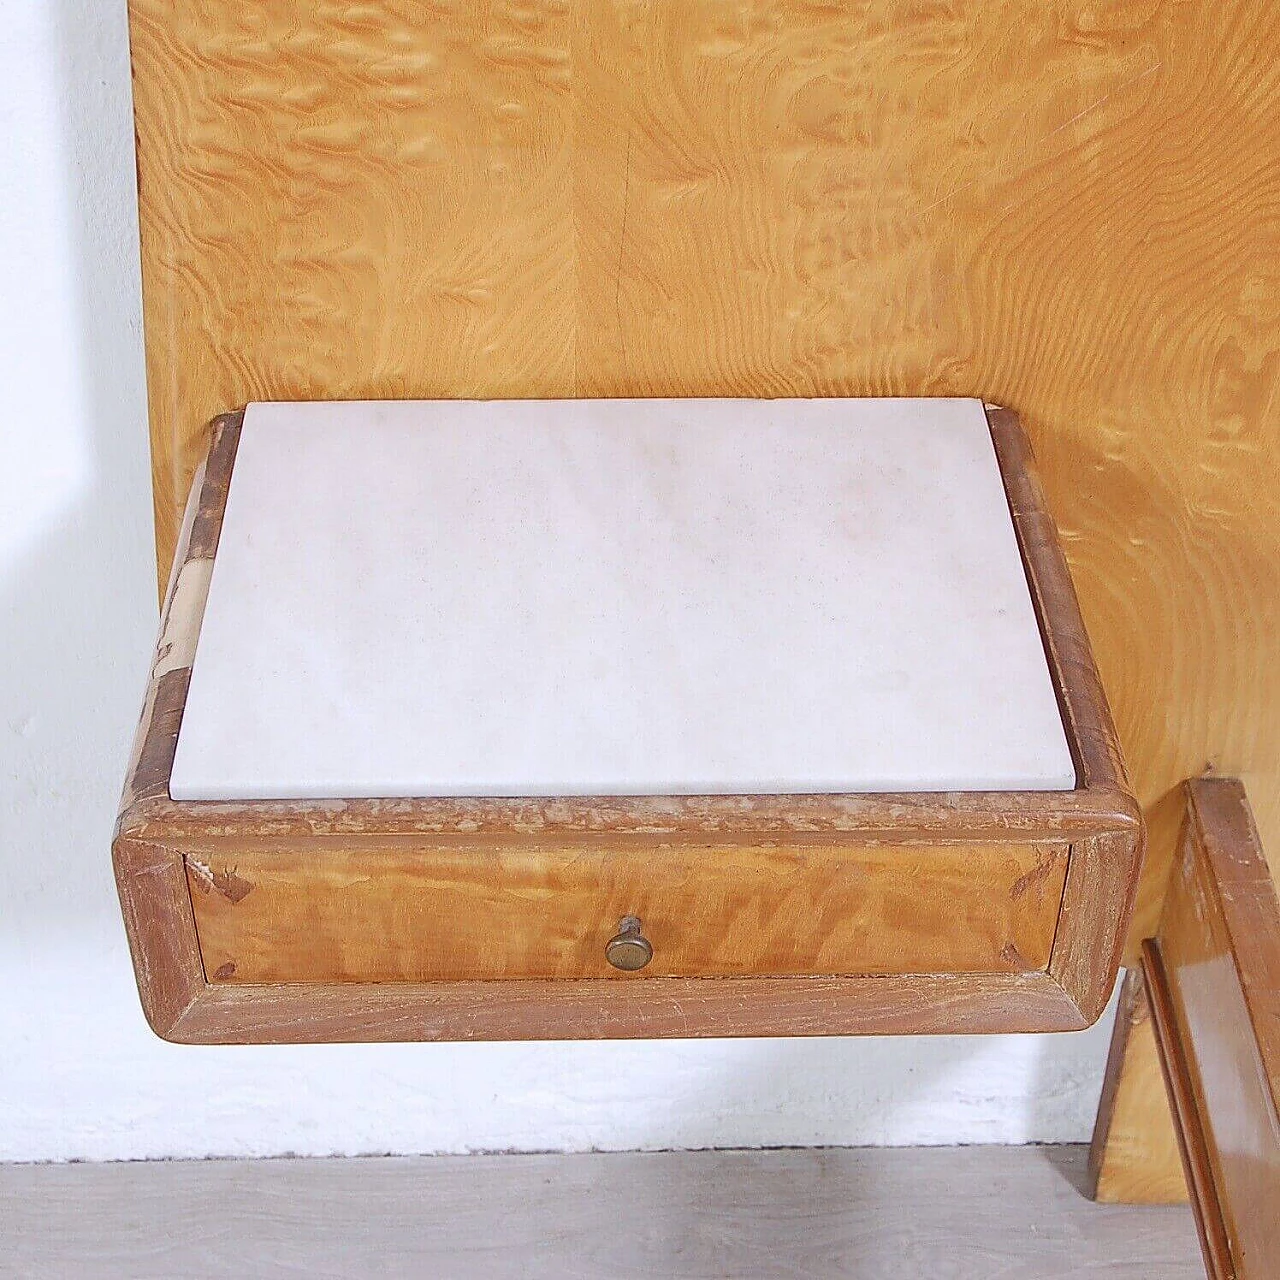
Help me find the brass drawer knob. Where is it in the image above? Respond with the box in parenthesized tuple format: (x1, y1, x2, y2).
(606, 916, 653, 971)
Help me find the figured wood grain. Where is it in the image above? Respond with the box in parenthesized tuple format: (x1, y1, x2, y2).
(184, 839, 1068, 984)
(128, 0, 1280, 967)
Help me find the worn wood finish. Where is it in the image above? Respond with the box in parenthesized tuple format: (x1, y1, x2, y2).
(112, 420, 240, 1037)
(1153, 779, 1280, 1277)
(186, 839, 1068, 985)
(990, 408, 1146, 1026)
(1088, 968, 1187, 1205)
(1091, 779, 1280, 1273)
(1142, 938, 1234, 1280)
(167, 971, 1092, 1045)
(113, 408, 1140, 1042)
(0, 1147, 1204, 1280)
(127, 2, 1280, 961)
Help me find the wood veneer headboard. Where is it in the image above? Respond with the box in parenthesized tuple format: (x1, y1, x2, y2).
(127, 1, 1279, 953)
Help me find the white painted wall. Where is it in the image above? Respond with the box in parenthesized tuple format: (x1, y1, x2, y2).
(0, 0, 1118, 1163)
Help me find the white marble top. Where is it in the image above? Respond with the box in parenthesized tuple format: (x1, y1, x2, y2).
(169, 398, 1075, 800)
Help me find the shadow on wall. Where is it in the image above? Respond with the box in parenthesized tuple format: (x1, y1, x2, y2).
(0, 2, 154, 953)
(0, 0, 1116, 1164)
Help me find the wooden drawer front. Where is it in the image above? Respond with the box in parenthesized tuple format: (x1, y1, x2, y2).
(187, 839, 1069, 984)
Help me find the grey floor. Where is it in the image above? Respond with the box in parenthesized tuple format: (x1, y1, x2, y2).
(0, 1145, 1200, 1279)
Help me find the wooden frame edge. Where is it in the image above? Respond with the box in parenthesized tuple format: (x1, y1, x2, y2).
(114, 402, 1139, 1043)
(985, 406, 1132, 796)
(1142, 937, 1234, 1279)
(1090, 775, 1280, 1259)
(1049, 825, 1143, 1026)
(1156, 776, 1280, 1274)
(163, 969, 1089, 1045)
(117, 847, 1094, 1040)
(123, 404, 1140, 847)
(1185, 775, 1280, 1088)
(987, 407, 1143, 1024)
(112, 834, 206, 1039)
(114, 411, 242, 1034)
